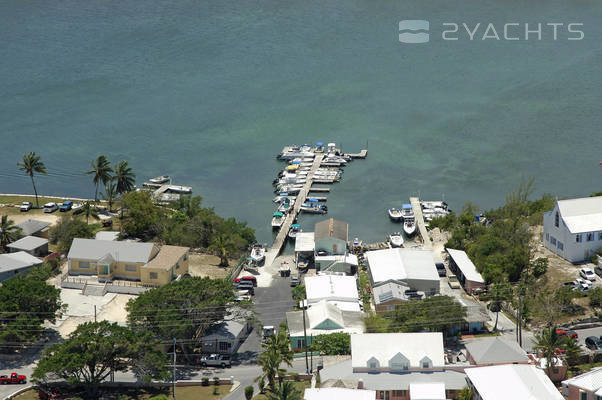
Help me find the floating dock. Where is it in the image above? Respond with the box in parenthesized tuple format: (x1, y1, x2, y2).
(308, 187, 330, 193)
(347, 149, 368, 159)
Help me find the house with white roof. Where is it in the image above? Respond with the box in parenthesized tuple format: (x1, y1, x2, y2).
(446, 248, 485, 294)
(7, 236, 49, 257)
(562, 366, 602, 400)
(304, 388, 375, 400)
(305, 274, 361, 311)
(543, 196, 602, 263)
(351, 333, 445, 373)
(373, 281, 411, 313)
(365, 248, 440, 296)
(286, 300, 365, 350)
(0, 251, 43, 282)
(465, 364, 563, 400)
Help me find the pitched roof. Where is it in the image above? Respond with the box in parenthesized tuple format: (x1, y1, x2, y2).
(315, 218, 348, 242)
(465, 337, 528, 364)
(0, 251, 42, 274)
(365, 248, 439, 285)
(202, 320, 246, 340)
(95, 231, 120, 241)
(304, 388, 375, 400)
(409, 383, 446, 400)
(305, 275, 359, 303)
(286, 300, 365, 337)
(67, 238, 156, 264)
(15, 219, 51, 236)
(562, 366, 602, 392)
(295, 232, 315, 252)
(7, 236, 48, 251)
(465, 364, 563, 400)
(144, 245, 189, 270)
(351, 333, 445, 369)
(557, 196, 602, 233)
(373, 282, 410, 305)
(446, 248, 484, 283)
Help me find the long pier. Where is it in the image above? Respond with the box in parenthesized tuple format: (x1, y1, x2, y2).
(265, 154, 325, 268)
(409, 197, 432, 249)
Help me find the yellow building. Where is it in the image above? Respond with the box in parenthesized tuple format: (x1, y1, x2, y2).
(67, 238, 189, 286)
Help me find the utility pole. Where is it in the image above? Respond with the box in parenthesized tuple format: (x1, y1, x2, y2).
(94, 305, 97, 323)
(302, 299, 309, 374)
(173, 338, 177, 400)
(310, 334, 313, 373)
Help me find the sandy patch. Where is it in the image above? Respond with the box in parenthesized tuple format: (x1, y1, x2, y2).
(7, 212, 59, 226)
(188, 253, 236, 279)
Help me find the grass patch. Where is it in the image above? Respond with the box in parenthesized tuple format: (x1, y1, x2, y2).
(566, 363, 602, 378)
(252, 381, 310, 400)
(14, 385, 232, 400)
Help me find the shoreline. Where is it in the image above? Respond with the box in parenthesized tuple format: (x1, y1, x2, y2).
(0, 193, 94, 202)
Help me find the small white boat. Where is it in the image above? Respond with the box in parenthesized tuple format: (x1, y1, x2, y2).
(250, 244, 266, 264)
(403, 218, 417, 236)
(148, 175, 171, 184)
(389, 232, 404, 247)
(388, 208, 403, 221)
(288, 224, 302, 239)
(278, 197, 295, 213)
(272, 212, 285, 229)
(300, 200, 328, 214)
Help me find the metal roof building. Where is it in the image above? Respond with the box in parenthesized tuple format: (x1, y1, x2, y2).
(446, 248, 486, 294)
(465, 337, 529, 365)
(7, 236, 49, 257)
(68, 238, 156, 264)
(0, 251, 42, 282)
(15, 219, 51, 237)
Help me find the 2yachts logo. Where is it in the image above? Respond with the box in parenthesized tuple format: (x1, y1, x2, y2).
(399, 21, 584, 43)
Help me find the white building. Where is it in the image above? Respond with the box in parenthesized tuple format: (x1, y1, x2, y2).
(543, 196, 602, 263)
(305, 274, 361, 311)
(365, 248, 440, 295)
(304, 388, 375, 400)
(351, 332, 444, 373)
(465, 364, 563, 400)
(409, 383, 446, 400)
(562, 366, 602, 400)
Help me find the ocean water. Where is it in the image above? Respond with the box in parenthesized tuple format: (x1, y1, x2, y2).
(1, 0, 601, 244)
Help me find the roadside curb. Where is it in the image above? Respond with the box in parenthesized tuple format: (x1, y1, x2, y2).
(230, 380, 240, 392)
(4, 384, 33, 400)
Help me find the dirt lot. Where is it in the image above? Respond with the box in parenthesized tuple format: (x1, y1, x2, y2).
(187, 253, 237, 279)
(531, 225, 584, 285)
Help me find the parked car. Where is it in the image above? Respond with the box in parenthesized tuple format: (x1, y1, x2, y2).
(448, 275, 461, 289)
(0, 372, 27, 384)
(595, 266, 602, 277)
(20, 202, 33, 212)
(435, 262, 446, 277)
(236, 281, 254, 294)
(405, 290, 425, 300)
(567, 330, 578, 339)
(43, 202, 58, 213)
(585, 336, 602, 350)
(234, 276, 257, 287)
(556, 328, 567, 336)
(580, 268, 596, 281)
(575, 278, 592, 292)
(59, 201, 73, 212)
(290, 274, 300, 287)
(197, 354, 231, 368)
(562, 281, 577, 289)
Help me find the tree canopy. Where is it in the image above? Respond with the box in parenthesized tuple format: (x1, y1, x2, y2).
(0, 271, 63, 352)
(126, 277, 236, 353)
(310, 332, 350, 355)
(49, 216, 95, 252)
(33, 321, 168, 397)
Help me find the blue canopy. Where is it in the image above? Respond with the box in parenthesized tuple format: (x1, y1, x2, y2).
(292, 161, 301, 165)
(247, 257, 254, 261)
(316, 141, 324, 146)
(307, 198, 319, 202)
(402, 204, 413, 209)
(291, 224, 301, 228)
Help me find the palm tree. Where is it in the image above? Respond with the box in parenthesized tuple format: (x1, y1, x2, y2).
(87, 155, 113, 202)
(102, 182, 118, 212)
(457, 386, 473, 400)
(113, 161, 135, 217)
(0, 215, 22, 252)
(80, 201, 99, 224)
(534, 327, 564, 378)
(17, 152, 47, 207)
(264, 323, 294, 367)
(488, 283, 510, 331)
(209, 234, 234, 267)
(266, 381, 303, 400)
(255, 349, 287, 392)
(255, 323, 294, 392)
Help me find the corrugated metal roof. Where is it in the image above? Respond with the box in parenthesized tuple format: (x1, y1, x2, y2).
(15, 219, 51, 236)
(7, 235, 48, 251)
(0, 251, 42, 274)
(67, 238, 155, 264)
(295, 232, 315, 252)
(446, 248, 484, 284)
(465, 337, 528, 364)
(315, 218, 348, 242)
(365, 248, 439, 285)
(557, 196, 602, 233)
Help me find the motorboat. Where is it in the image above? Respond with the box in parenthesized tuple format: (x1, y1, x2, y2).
(249, 244, 266, 264)
(275, 185, 302, 194)
(388, 208, 403, 221)
(272, 212, 285, 229)
(389, 232, 404, 247)
(300, 199, 328, 214)
(148, 175, 171, 184)
(278, 145, 315, 160)
(278, 197, 294, 213)
(402, 204, 417, 236)
(288, 224, 302, 239)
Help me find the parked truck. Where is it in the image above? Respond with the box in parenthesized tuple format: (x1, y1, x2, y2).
(197, 354, 231, 368)
(0, 372, 27, 384)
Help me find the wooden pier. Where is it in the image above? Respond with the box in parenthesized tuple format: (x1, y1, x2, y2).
(308, 187, 330, 192)
(347, 149, 368, 159)
(265, 154, 325, 267)
(409, 197, 432, 249)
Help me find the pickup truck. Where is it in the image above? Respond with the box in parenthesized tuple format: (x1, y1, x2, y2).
(0, 372, 27, 384)
(59, 201, 73, 212)
(448, 275, 461, 289)
(197, 354, 231, 368)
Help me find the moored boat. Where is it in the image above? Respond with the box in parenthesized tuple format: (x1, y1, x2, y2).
(278, 197, 294, 213)
(388, 208, 403, 221)
(288, 224, 302, 239)
(148, 175, 171, 184)
(250, 244, 266, 264)
(388, 232, 404, 247)
(402, 204, 417, 236)
(300, 199, 328, 214)
(272, 212, 285, 229)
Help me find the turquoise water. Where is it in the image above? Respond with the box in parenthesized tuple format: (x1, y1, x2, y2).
(1, 0, 601, 243)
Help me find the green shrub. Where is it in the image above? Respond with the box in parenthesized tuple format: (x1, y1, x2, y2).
(590, 287, 602, 307)
(202, 377, 210, 386)
(213, 376, 220, 386)
(592, 255, 599, 265)
(244, 385, 254, 400)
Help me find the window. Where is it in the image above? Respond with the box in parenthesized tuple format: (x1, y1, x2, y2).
(555, 212, 559, 227)
(545, 233, 549, 242)
(392, 391, 407, 397)
(422, 362, 430, 368)
(581, 391, 587, 400)
(125, 265, 137, 272)
(79, 261, 90, 269)
(558, 242, 564, 251)
(576, 234, 583, 243)
(149, 272, 158, 279)
(553, 368, 559, 374)
(370, 361, 378, 369)
(587, 233, 594, 241)
(550, 236, 557, 245)
(219, 342, 231, 351)
(378, 391, 385, 400)
(599, 232, 602, 241)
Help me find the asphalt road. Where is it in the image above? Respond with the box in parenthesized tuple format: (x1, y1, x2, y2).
(572, 326, 602, 348)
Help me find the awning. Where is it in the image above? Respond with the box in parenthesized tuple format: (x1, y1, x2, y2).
(273, 212, 283, 217)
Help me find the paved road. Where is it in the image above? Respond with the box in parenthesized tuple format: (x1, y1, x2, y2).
(572, 326, 602, 348)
